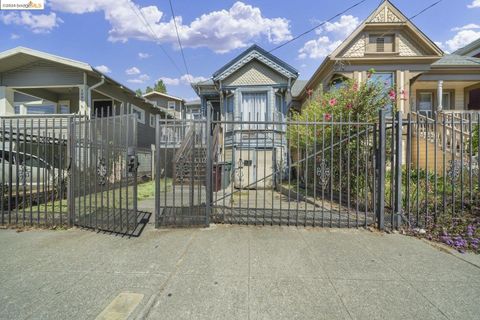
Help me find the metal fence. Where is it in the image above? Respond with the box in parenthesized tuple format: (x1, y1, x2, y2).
(388, 111, 480, 230)
(155, 109, 480, 231)
(155, 108, 381, 228)
(1, 113, 140, 234)
(0, 115, 75, 226)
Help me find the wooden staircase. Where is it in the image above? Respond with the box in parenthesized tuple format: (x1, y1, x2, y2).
(410, 112, 478, 172)
(173, 124, 221, 185)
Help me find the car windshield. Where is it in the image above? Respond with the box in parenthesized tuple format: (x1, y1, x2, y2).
(17, 154, 48, 168)
(0, 150, 13, 163)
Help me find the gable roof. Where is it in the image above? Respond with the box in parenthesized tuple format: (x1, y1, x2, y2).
(0, 47, 160, 111)
(212, 44, 298, 81)
(296, 0, 444, 101)
(0, 46, 92, 73)
(453, 37, 480, 56)
(143, 91, 184, 102)
(330, 0, 443, 58)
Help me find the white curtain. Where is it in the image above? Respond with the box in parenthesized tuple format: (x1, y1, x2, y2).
(241, 92, 267, 129)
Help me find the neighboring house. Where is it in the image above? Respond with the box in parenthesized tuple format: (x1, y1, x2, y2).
(294, 0, 480, 114)
(143, 91, 185, 120)
(0, 47, 164, 148)
(193, 44, 299, 188)
(454, 38, 480, 58)
(184, 99, 202, 119)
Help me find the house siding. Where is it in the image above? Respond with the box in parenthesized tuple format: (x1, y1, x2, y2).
(223, 60, 288, 87)
(411, 81, 468, 111)
(343, 36, 366, 58)
(1, 61, 83, 87)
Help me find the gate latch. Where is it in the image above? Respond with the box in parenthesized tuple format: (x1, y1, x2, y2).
(127, 147, 138, 174)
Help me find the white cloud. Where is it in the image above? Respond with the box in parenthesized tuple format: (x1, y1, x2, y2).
(0, 12, 61, 33)
(126, 67, 141, 75)
(467, 0, 480, 8)
(95, 65, 112, 73)
(159, 74, 208, 86)
(445, 29, 480, 51)
(138, 52, 151, 59)
(49, 1, 292, 53)
(128, 74, 150, 84)
(10, 33, 20, 40)
(320, 15, 360, 38)
(298, 36, 342, 59)
(452, 24, 480, 31)
(299, 15, 359, 59)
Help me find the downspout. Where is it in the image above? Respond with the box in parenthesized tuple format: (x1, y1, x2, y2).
(88, 75, 105, 117)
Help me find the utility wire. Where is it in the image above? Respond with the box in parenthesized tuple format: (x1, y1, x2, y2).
(269, 0, 369, 53)
(168, 0, 192, 84)
(127, 0, 184, 77)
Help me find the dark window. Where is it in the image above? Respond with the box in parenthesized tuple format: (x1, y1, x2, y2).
(376, 37, 385, 52)
(93, 100, 113, 117)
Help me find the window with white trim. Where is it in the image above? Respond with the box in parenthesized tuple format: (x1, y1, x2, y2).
(150, 114, 156, 127)
(367, 34, 395, 53)
(167, 101, 176, 109)
(131, 105, 145, 124)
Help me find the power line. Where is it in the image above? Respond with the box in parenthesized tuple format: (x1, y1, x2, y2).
(127, 0, 184, 77)
(168, 0, 192, 83)
(269, 0, 369, 53)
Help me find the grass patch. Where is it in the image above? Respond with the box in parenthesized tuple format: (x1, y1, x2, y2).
(14, 178, 172, 214)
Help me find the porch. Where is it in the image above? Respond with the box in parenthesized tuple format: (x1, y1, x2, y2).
(411, 80, 480, 113)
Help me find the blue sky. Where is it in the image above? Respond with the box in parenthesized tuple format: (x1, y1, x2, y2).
(0, 0, 479, 100)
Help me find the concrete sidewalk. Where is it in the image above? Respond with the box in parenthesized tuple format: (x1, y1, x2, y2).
(1, 224, 479, 320)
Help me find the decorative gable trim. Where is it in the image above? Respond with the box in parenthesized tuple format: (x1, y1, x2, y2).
(330, 0, 443, 59)
(369, 4, 402, 23)
(213, 49, 297, 82)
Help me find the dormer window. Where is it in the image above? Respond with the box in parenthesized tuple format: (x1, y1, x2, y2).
(376, 37, 385, 52)
(367, 34, 395, 53)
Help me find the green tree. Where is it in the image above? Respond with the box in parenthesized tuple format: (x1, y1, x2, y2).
(145, 80, 167, 94)
(288, 70, 397, 201)
(135, 89, 143, 97)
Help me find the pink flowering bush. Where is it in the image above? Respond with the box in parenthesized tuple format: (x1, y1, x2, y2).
(287, 71, 397, 205)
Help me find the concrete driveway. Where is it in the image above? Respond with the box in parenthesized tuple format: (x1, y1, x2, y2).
(1, 224, 479, 320)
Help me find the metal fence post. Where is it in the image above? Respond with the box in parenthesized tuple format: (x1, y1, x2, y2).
(376, 109, 386, 230)
(394, 111, 403, 229)
(154, 115, 160, 228)
(205, 103, 212, 226)
(67, 116, 75, 227)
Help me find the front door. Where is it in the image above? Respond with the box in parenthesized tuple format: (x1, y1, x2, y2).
(468, 88, 480, 110)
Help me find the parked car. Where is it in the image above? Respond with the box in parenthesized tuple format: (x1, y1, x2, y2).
(0, 150, 66, 194)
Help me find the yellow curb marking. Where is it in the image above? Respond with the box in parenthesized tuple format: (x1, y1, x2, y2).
(96, 292, 144, 320)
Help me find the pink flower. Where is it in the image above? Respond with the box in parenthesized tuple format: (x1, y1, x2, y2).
(307, 89, 313, 97)
(352, 82, 359, 92)
(346, 103, 353, 110)
(388, 89, 396, 101)
(325, 113, 332, 121)
(329, 98, 337, 107)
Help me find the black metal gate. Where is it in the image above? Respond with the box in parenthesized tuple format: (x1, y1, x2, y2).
(70, 114, 139, 234)
(155, 107, 382, 229)
(155, 116, 210, 227)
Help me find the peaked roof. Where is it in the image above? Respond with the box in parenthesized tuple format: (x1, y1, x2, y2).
(143, 91, 184, 102)
(0, 47, 159, 110)
(0, 46, 92, 73)
(212, 44, 298, 81)
(453, 37, 480, 56)
(330, 0, 443, 58)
